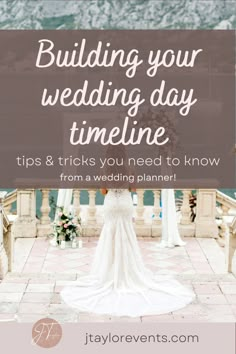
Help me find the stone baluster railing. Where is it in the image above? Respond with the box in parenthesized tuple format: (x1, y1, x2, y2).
(216, 190, 236, 228)
(151, 189, 161, 237)
(135, 190, 145, 226)
(40, 189, 51, 224)
(4, 189, 17, 215)
(218, 204, 230, 241)
(152, 190, 161, 225)
(8, 188, 229, 241)
(226, 216, 236, 273)
(216, 190, 236, 210)
(3, 212, 14, 274)
(37, 189, 53, 237)
(85, 190, 100, 236)
(87, 190, 96, 223)
(0, 192, 10, 279)
(135, 189, 151, 236)
(14, 189, 37, 238)
(195, 189, 218, 238)
(215, 190, 236, 244)
(180, 189, 192, 225)
(73, 189, 81, 217)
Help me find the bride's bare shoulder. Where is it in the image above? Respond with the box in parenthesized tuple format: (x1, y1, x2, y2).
(100, 189, 108, 195)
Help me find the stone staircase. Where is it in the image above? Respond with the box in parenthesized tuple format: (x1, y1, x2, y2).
(0, 234, 236, 323)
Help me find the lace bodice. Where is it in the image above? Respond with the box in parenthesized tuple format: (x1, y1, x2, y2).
(109, 188, 127, 194)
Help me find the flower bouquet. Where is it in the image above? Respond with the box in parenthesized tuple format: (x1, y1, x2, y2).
(52, 207, 82, 248)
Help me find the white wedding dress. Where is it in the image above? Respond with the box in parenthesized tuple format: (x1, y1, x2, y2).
(60, 189, 195, 317)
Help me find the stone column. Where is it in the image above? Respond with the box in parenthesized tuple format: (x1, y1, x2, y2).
(218, 205, 230, 244)
(226, 221, 236, 273)
(4, 204, 11, 215)
(152, 190, 162, 237)
(14, 189, 37, 238)
(195, 189, 218, 238)
(37, 189, 53, 237)
(87, 190, 96, 223)
(85, 190, 100, 237)
(4, 224, 14, 272)
(73, 189, 81, 217)
(135, 190, 150, 236)
(0, 192, 8, 279)
(136, 190, 145, 225)
(180, 189, 192, 225)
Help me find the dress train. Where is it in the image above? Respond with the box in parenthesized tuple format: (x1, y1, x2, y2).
(60, 190, 194, 317)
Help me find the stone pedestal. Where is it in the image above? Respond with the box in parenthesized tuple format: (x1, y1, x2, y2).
(151, 224, 162, 237)
(73, 189, 81, 217)
(83, 191, 101, 237)
(4, 223, 14, 272)
(37, 224, 53, 238)
(179, 224, 195, 237)
(83, 225, 101, 237)
(226, 219, 236, 273)
(37, 189, 53, 237)
(0, 245, 8, 279)
(151, 190, 161, 237)
(195, 189, 218, 238)
(225, 234, 236, 273)
(135, 224, 152, 237)
(0, 192, 8, 279)
(87, 190, 97, 223)
(14, 189, 37, 238)
(180, 190, 192, 225)
(135, 190, 151, 236)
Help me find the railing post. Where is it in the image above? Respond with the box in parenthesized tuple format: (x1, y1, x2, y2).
(180, 189, 192, 225)
(226, 220, 236, 273)
(4, 223, 14, 273)
(85, 190, 99, 237)
(37, 189, 53, 237)
(4, 204, 11, 215)
(195, 189, 218, 238)
(136, 190, 145, 226)
(73, 189, 81, 217)
(135, 189, 151, 236)
(152, 190, 161, 225)
(0, 192, 8, 279)
(87, 190, 96, 223)
(14, 189, 37, 238)
(151, 190, 162, 237)
(219, 205, 230, 240)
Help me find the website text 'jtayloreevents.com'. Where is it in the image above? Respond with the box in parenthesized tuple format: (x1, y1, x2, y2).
(83, 332, 200, 345)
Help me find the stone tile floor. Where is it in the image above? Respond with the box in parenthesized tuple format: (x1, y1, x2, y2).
(0, 236, 236, 323)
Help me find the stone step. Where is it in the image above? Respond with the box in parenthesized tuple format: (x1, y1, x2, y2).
(3, 272, 236, 283)
(3, 272, 78, 281)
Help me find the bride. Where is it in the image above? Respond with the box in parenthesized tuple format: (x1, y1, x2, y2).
(60, 187, 195, 317)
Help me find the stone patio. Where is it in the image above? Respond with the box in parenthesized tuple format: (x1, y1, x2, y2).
(0, 236, 236, 323)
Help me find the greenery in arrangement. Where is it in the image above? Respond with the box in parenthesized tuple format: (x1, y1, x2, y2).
(53, 207, 82, 244)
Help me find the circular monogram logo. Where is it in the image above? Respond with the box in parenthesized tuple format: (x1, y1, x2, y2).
(32, 318, 62, 348)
